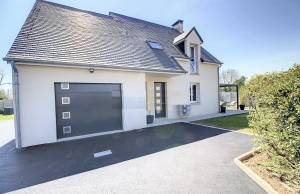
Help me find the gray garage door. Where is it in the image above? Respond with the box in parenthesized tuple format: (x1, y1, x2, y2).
(55, 83, 122, 139)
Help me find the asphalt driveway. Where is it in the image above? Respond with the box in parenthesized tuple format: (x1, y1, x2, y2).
(0, 121, 265, 193)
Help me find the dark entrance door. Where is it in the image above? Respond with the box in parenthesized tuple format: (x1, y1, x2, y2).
(154, 82, 166, 118)
(55, 83, 122, 139)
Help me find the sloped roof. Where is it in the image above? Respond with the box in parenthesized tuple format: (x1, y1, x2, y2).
(3, 0, 189, 73)
(201, 47, 222, 64)
(173, 27, 204, 45)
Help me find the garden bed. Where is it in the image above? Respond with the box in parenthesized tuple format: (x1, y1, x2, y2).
(235, 150, 299, 194)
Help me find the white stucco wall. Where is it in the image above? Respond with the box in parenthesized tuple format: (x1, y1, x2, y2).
(145, 59, 219, 119)
(195, 62, 219, 115)
(16, 64, 146, 147)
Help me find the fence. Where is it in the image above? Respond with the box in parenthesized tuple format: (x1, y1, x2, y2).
(220, 92, 237, 104)
(0, 100, 13, 112)
(220, 92, 252, 106)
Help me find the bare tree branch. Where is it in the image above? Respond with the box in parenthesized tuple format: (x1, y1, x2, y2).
(0, 69, 11, 86)
(0, 69, 5, 86)
(219, 69, 240, 84)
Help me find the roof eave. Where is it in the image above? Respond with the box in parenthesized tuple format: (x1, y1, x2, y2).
(173, 38, 185, 45)
(201, 59, 223, 65)
(3, 57, 188, 74)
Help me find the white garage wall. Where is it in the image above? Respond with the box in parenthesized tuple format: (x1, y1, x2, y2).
(16, 64, 146, 147)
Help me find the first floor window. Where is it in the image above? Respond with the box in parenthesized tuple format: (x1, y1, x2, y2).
(190, 84, 198, 103)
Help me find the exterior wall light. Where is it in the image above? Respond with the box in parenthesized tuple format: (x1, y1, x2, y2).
(89, 68, 94, 73)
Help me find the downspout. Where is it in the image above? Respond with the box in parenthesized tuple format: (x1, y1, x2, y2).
(11, 61, 22, 149)
(217, 63, 222, 113)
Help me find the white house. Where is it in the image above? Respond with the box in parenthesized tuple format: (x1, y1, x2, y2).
(3, 0, 223, 148)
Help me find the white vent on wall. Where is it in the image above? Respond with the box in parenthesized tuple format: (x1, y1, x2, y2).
(62, 112, 71, 119)
(63, 126, 71, 134)
(61, 83, 69, 90)
(62, 97, 70, 104)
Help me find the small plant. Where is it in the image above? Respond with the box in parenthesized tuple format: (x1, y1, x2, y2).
(239, 86, 247, 105)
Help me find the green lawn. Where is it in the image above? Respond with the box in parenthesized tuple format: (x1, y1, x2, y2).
(193, 113, 252, 134)
(0, 114, 14, 121)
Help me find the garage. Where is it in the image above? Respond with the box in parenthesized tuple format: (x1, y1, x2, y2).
(55, 83, 123, 139)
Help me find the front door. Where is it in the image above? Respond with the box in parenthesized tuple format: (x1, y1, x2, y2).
(154, 82, 166, 118)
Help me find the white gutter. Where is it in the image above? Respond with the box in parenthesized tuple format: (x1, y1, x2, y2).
(3, 58, 188, 74)
(202, 61, 221, 66)
(11, 61, 22, 149)
(174, 57, 190, 62)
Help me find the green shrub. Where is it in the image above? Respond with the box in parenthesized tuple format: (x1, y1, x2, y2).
(239, 86, 247, 105)
(246, 64, 300, 185)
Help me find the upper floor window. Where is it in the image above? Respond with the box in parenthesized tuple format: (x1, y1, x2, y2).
(148, 41, 163, 49)
(190, 47, 195, 61)
(190, 46, 197, 73)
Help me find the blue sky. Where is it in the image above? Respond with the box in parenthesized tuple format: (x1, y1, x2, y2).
(0, 0, 299, 89)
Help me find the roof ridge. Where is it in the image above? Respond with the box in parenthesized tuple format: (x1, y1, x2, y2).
(37, 1, 178, 31)
(109, 12, 178, 31)
(37, 0, 111, 18)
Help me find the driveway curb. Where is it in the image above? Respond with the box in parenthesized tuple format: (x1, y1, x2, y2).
(234, 150, 295, 194)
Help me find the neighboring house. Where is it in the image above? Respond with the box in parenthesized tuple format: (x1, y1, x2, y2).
(3, 0, 222, 148)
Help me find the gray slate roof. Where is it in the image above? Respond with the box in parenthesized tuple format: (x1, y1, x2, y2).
(4, 0, 221, 73)
(173, 27, 204, 45)
(201, 47, 222, 64)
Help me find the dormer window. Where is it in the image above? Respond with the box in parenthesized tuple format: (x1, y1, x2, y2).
(190, 46, 197, 73)
(190, 47, 195, 61)
(148, 41, 163, 49)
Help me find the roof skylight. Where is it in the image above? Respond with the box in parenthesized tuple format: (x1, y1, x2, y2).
(147, 41, 163, 49)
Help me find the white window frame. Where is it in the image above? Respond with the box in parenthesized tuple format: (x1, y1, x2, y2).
(61, 83, 69, 90)
(63, 126, 71, 134)
(190, 84, 199, 103)
(147, 41, 163, 49)
(190, 46, 197, 73)
(62, 112, 71, 119)
(190, 46, 195, 61)
(62, 97, 70, 104)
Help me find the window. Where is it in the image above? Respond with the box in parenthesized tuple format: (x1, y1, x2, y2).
(190, 47, 195, 61)
(190, 84, 199, 103)
(63, 126, 71, 134)
(61, 83, 69, 90)
(190, 46, 197, 73)
(147, 41, 163, 49)
(62, 112, 71, 119)
(62, 97, 70, 104)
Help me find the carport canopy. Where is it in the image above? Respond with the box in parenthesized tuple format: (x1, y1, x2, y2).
(219, 84, 239, 109)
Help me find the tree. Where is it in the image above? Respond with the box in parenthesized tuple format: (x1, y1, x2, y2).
(220, 69, 242, 92)
(246, 64, 300, 185)
(220, 69, 240, 84)
(234, 76, 247, 87)
(0, 90, 8, 100)
(0, 69, 11, 86)
(0, 69, 12, 100)
(0, 69, 5, 86)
